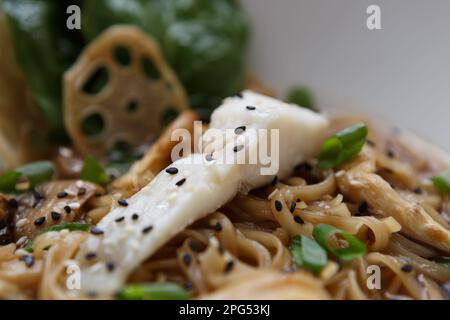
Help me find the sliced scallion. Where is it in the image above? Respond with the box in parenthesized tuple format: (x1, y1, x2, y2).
(290, 235, 327, 274)
(313, 223, 366, 261)
(115, 283, 190, 300)
(318, 123, 367, 169)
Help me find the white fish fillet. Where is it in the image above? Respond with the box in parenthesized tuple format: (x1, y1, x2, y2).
(76, 91, 329, 295)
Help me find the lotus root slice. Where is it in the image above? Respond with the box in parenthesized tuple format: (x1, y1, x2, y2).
(64, 25, 188, 156)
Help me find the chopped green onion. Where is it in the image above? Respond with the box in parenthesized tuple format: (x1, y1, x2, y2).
(286, 87, 317, 111)
(115, 283, 190, 300)
(80, 156, 108, 185)
(0, 161, 54, 192)
(290, 235, 327, 274)
(318, 123, 368, 169)
(24, 223, 91, 252)
(434, 258, 450, 269)
(313, 224, 366, 261)
(430, 170, 450, 194)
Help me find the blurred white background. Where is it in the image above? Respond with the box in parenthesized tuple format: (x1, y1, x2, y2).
(242, 0, 450, 150)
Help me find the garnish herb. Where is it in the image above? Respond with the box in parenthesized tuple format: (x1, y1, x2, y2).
(0, 161, 54, 192)
(80, 156, 108, 185)
(115, 283, 190, 300)
(430, 170, 450, 194)
(290, 235, 327, 274)
(318, 123, 368, 169)
(286, 87, 316, 111)
(434, 258, 450, 269)
(24, 223, 91, 252)
(313, 224, 366, 261)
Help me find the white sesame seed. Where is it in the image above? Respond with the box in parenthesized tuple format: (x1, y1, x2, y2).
(16, 218, 27, 228)
(75, 180, 84, 188)
(60, 147, 73, 158)
(64, 188, 77, 197)
(69, 203, 80, 210)
(16, 236, 28, 246)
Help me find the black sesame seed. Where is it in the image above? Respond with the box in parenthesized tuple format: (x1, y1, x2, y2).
(233, 145, 244, 153)
(182, 253, 192, 266)
(367, 139, 376, 147)
(20, 255, 34, 267)
(57, 191, 68, 199)
(34, 216, 46, 226)
(165, 167, 179, 175)
(34, 191, 44, 200)
(115, 216, 125, 223)
(183, 281, 193, 290)
(8, 198, 18, 209)
(401, 264, 413, 273)
(205, 154, 214, 162)
(176, 178, 186, 187)
(274, 200, 283, 212)
(234, 126, 246, 135)
(90, 227, 104, 235)
(235, 92, 243, 98)
(64, 205, 72, 214)
(85, 252, 97, 260)
(358, 202, 368, 215)
(51, 211, 61, 221)
(106, 262, 115, 272)
(271, 176, 278, 186)
(118, 199, 128, 207)
(77, 187, 87, 196)
(188, 240, 199, 252)
(132, 213, 139, 221)
(386, 149, 395, 158)
(290, 202, 296, 213)
(224, 260, 235, 273)
(294, 215, 305, 224)
(246, 105, 256, 111)
(413, 187, 422, 194)
(142, 225, 153, 234)
(214, 222, 223, 232)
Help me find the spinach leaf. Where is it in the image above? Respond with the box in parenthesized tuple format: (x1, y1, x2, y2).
(82, 0, 249, 114)
(2, 0, 85, 141)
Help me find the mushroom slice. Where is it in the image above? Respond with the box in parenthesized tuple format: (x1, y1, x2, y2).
(13, 180, 100, 242)
(113, 110, 198, 193)
(64, 25, 188, 157)
(337, 148, 450, 253)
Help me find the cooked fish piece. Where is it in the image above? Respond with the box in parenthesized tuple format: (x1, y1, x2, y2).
(76, 91, 329, 295)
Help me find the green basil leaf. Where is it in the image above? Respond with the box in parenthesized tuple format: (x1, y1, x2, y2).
(318, 123, 368, 169)
(24, 223, 91, 252)
(116, 283, 190, 300)
(290, 235, 327, 274)
(80, 156, 108, 185)
(434, 258, 450, 269)
(313, 224, 367, 261)
(430, 170, 450, 194)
